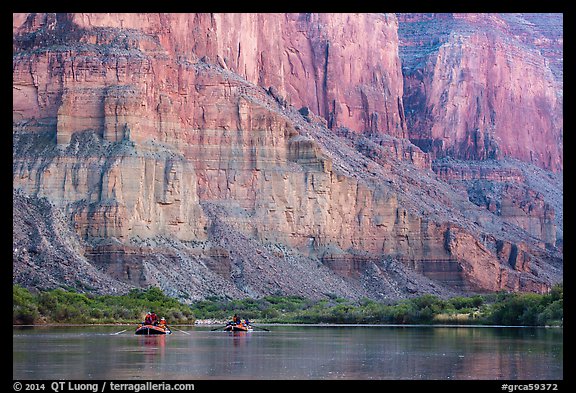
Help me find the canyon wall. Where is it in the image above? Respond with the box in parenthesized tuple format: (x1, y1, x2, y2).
(14, 13, 406, 138)
(13, 13, 562, 300)
(398, 13, 563, 171)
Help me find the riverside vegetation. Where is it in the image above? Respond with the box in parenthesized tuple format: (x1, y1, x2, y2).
(13, 283, 563, 327)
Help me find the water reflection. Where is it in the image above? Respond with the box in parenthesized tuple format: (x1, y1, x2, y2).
(138, 335, 166, 359)
(230, 331, 252, 347)
(13, 325, 562, 380)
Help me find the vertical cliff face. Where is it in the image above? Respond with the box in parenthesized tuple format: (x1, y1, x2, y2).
(397, 12, 563, 275)
(398, 13, 563, 171)
(12, 12, 408, 246)
(13, 13, 562, 300)
(36, 12, 406, 137)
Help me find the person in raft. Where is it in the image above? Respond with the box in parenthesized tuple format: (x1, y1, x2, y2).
(150, 311, 158, 325)
(144, 312, 153, 325)
(158, 317, 167, 328)
(144, 311, 159, 325)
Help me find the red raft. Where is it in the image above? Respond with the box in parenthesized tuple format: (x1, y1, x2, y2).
(135, 324, 172, 335)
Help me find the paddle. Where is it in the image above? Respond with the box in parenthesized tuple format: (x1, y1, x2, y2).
(170, 326, 190, 335)
(250, 325, 270, 332)
(111, 329, 127, 335)
(210, 324, 229, 331)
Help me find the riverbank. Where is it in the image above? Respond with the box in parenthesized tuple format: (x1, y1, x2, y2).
(13, 283, 563, 327)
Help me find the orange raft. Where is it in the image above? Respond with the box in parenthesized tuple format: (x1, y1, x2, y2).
(223, 323, 253, 332)
(135, 324, 172, 335)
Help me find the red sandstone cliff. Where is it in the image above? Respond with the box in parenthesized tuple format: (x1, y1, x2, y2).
(398, 13, 563, 172)
(13, 13, 406, 138)
(13, 13, 562, 300)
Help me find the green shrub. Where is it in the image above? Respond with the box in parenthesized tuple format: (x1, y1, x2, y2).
(449, 295, 483, 310)
(537, 299, 563, 326)
(13, 285, 40, 324)
(486, 287, 563, 326)
(12, 283, 562, 326)
(12, 285, 196, 324)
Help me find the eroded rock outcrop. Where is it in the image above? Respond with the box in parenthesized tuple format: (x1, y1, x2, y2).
(433, 158, 560, 249)
(399, 13, 563, 172)
(13, 13, 562, 300)
(13, 190, 130, 294)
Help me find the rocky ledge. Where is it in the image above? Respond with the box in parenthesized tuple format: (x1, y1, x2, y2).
(13, 13, 562, 301)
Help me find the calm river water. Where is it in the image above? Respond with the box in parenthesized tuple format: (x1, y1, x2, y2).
(13, 325, 562, 380)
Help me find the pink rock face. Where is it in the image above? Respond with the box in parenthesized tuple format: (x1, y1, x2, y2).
(12, 13, 562, 298)
(399, 13, 563, 172)
(54, 13, 406, 137)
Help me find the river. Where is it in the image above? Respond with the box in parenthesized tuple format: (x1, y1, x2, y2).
(13, 325, 562, 380)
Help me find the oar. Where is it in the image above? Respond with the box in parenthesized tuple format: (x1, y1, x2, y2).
(170, 326, 190, 335)
(250, 325, 270, 332)
(111, 329, 127, 335)
(210, 325, 228, 331)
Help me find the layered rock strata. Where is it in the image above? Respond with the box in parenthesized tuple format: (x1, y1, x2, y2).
(13, 13, 562, 300)
(13, 12, 406, 138)
(433, 158, 560, 249)
(398, 13, 563, 171)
